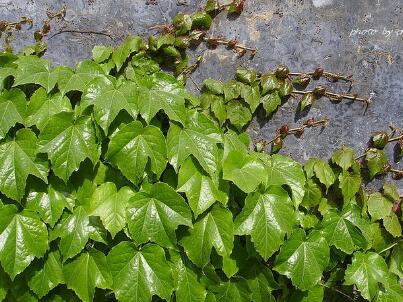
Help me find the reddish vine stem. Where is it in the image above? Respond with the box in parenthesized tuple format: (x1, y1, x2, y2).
(289, 69, 353, 83)
(204, 36, 257, 56)
(388, 134, 403, 143)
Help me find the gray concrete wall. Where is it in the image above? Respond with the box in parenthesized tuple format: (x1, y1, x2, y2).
(1, 0, 402, 190)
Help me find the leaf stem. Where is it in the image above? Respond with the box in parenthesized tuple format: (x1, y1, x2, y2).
(378, 242, 398, 254)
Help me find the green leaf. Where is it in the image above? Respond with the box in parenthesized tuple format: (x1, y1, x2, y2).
(223, 81, 241, 102)
(299, 93, 316, 112)
(344, 251, 389, 300)
(106, 120, 167, 185)
(289, 285, 324, 302)
(383, 213, 401, 237)
(260, 74, 281, 94)
(39, 112, 100, 182)
(178, 157, 228, 217)
(167, 111, 222, 175)
(383, 183, 399, 201)
(226, 100, 252, 130)
(81, 77, 138, 133)
(171, 251, 207, 302)
(127, 182, 192, 248)
(26, 88, 72, 131)
(64, 250, 112, 302)
(203, 79, 224, 95)
(261, 91, 281, 116)
(13, 55, 57, 92)
(338, 171, 361, 202)
(301, 179, 322, 208)
(223, 150, 266, 193)
(375, 274, 403, 302)
(365, 148, 387, 178)
(181, 205, 234, 267)
(389, 242, 403, 278)
(305, 158, 335, 189)
(86, 182, 135, 238)
(0, 88, 26, 139)
(236, 67, 257, 84)
(112, 36, 144, 71)
(274, 229, 329, 290)
(108, 242, 174, 302)
(0, 128, 48, 201)
(367, 192, 392, 221)
(240, 83, 260, 112)
(241, 262, 278, 302)
(321, 209, 367, 254)
(52, 206, 90, 260)
(331, 146, 355, 170)
(26, 184, 71, 227)
(28, 250, 64, 298)
(0, 205, 48, 279)
(209, 278, 251, 302)
(235, 186, 296, 259)
(210, 95, 227, 126)
(263, 154, 306, 206)
(56, 60, 105, 94)
(137, 72, 188, 124)
(92, 45, 113, 63)
(191, 11, 213, 28)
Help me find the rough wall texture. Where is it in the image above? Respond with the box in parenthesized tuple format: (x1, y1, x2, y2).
(1, 0, 402, 190)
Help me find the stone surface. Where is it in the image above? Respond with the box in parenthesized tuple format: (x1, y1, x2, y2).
(0, 0, 402, 190)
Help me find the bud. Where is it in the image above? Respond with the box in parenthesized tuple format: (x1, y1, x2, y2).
(304, 118, 315, 127)
(292, 75, 311, 89)
(275, 65, 289, 79)
(393, 171, 403, 180)
(15, 23, 22, 30)
(279, 124, 289, 137)
(42, 21, 51, 34)
(382, 163, 391, 173)
(227, 39, 238, 49)
(313, 86, 326, 97)
(271, 137, 283, 153)
(312, 67, 324, 78)
(34, 30, 43, 42)
(392, 201, 401, 214)
(255, 140, 266, 152)
(295, 128, 305, 137)
(370, 132, 389, 149)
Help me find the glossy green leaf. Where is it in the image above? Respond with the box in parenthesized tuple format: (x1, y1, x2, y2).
(261, 91, 281, 116)
(167, 111, 222, 175)
(235, 186, 296, 259)
(389, 242, 403, 278)
(86, 182, 135, 238)
(13, 55, 57, 92)
(112, 36, 144, 71)
(0, 128, 48, 201)
(92, 45, 113, 63)
(331, 146, 355, 170)
(28, 250, 64, 298)
(0, 88, 26, 139)
(108, 242, 173, 302)
(127, 182, 192, 248)
(26, 88, 72, 131)
(26, 184, 71, 227)
(178, 157, 227, 217)
(106, 121, 167, 185)
(226, 100, 252, 130)
(56, 60, 104, 94)
(274, 229, 329, 290)
(81, 77, 138, 132)
(181, 205, 234, 267)
(64, 250, 112, 302)
(344, 251, 389, 300)
(209, 278, 251, 302)
(321, 209, 367, 254)
(0, 205, 48, 279)
(301, 179, 322, 208)
(137, 72, 188, 124)
(367, 192, 392, 221)
(263, 154, 306, 206)
(383, 213, 401, 237)
(338, 170, 361, 202)
(365, 148, 388, 178)
(223, 150, 266, 193)
(305, 158, 335, 189)
(39, 112, 100, 182)
(52, 206, 90, 260)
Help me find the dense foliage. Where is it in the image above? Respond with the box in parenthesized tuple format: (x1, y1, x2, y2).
(0, 1, 402, 302)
